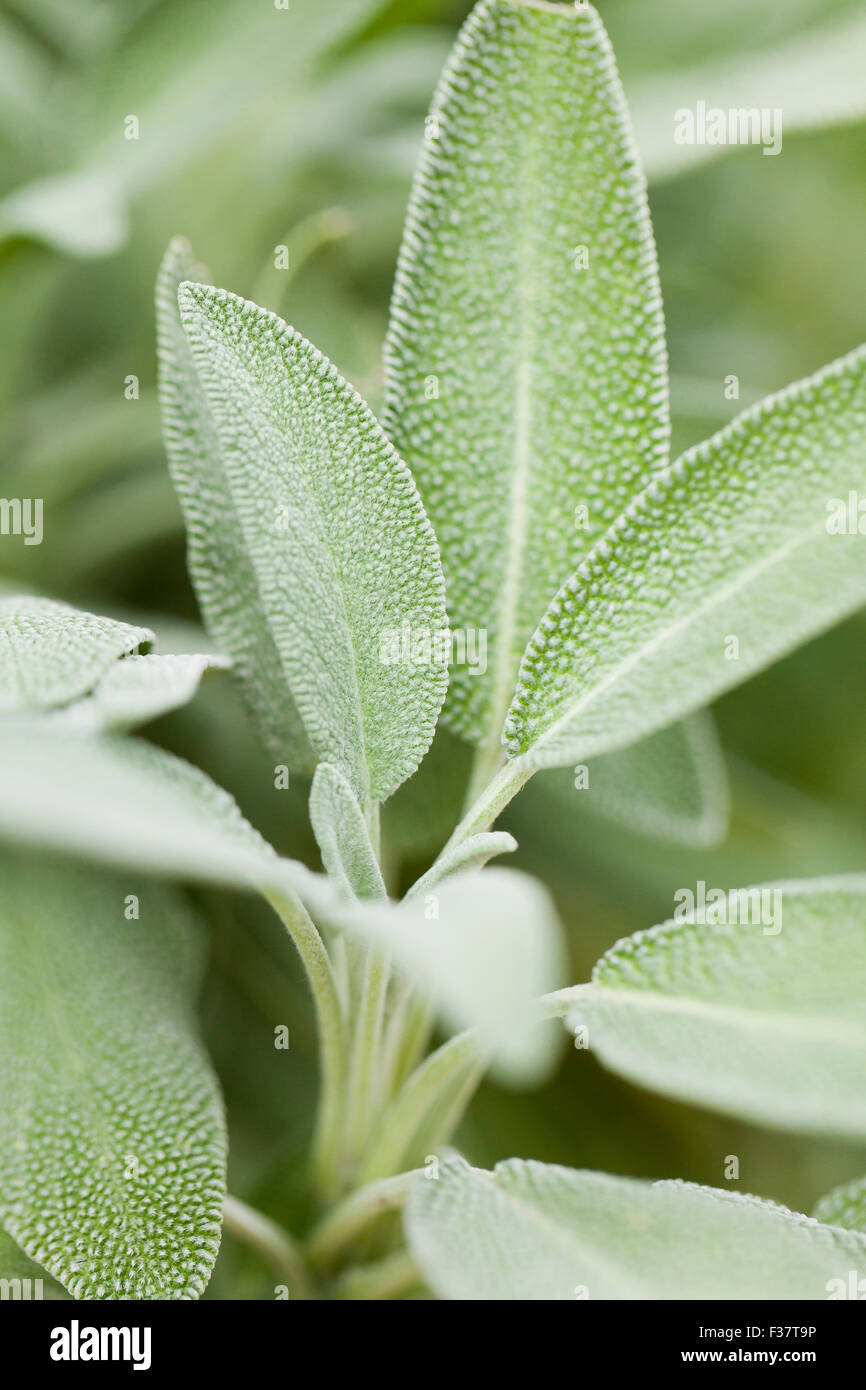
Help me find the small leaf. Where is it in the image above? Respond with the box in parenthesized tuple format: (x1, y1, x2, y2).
(0, 595, 152, 713)
(53, 652, 230, 733)
(407, 831, 517, 897)
(309, 762, 385, 900)
(813, 1176, 866, 1234)
(583, 712, 729, 847)
(0, 852, 225, 1299)
(407, 1156, 866, 1300)
(383, 0, 668, 747)
(505, 342, 866, 769)
(566, 875, 866, 1137)
(159, 243, 449, 803)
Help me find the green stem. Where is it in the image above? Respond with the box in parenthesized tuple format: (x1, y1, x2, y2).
(262, 883, 347, 1200)
(306, 1169, 422, 1269)
(463, 738, 507, 811)
(357, 1030, 485, 1185)
(333, 1250, 420, 1301)
(344, 944, 391, 1164)
(437, 757, 533, 866)
(222, 1195, 311, 1300)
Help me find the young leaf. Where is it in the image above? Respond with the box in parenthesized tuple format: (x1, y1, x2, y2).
(505, 342, 866, 770)
(309, 762, 386, 900)
(582, 712, 729, 847)
(158, 243, 449, 803)
(406, 831, 517, 897)
(407, 1156, 866, 1300)
(565, 875, 866, 1137)
(813, 1176, 866, 1234)
(52, 652, 230, 733)
(0, 595, 152, 712)
(0, 853, 225, 1299)
(383, 0, 668, 747)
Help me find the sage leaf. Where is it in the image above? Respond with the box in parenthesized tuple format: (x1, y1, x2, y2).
(566, 875, 866, 1137)
(309, 762, 386, 900)
(407, 1156, 866, 1300)
(505, 342, 866, 769)
(813, 1176, 866, 1234)
(0, 853, 225, 1299)
(0, 595, 152, 713)
(159, 243, 449, 803)
(383, 0, 668, 747)
(53, 652, 230, 733)
(406, 831, 517, 898)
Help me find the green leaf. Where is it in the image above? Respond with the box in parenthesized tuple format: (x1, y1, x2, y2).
(383, 0, 668, 747)
(0, 595, 152, 713)
(53, 652, 230, 733)
(565, 875, 866, 1137)
(582, 712, 729, 847)
(0, 852, 225, 1299)
(309, 762, 386, 900)
(407, 831, 517, 897)
(506, 342, 866, 769)
(407, 1156, 866, 1300)
(0, 1223, 66, 1299)
(159, 245, 449, 803)
(814, 1176, 866, 1234)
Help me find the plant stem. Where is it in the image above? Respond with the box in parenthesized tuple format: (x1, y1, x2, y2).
(463, 737, 506, 811)
(357, 1029, 485, 1185)
(306, 1169, 422, 1269)
(333, 1250, 420, 1301)
(344, 944, 391, 1163)
(261, 883, 347, 1200)
(437, 756, 533, 865)
(222, 1195, 312, 1300)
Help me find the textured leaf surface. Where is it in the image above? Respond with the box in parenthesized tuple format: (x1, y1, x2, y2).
(383, 0, 668, 745)
(583, 712, 729, 846)
(159, 245, 449, 802)
(407, 1156, 866, 1300)
(0, 854, 225, 1299)
(813, 1176, 866, 1233)
(54, 653, 229, 732)
(0, 1223, 66, 1298)
(567, 875, 866, 1136)
(309, 762, 385, 899)
(0, 595, 152, 713)
(407, 831, 517, 897)
(506, 343, 866, 768)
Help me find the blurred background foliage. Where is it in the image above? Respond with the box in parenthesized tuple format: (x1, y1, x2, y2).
(1, 0, 865, 1296)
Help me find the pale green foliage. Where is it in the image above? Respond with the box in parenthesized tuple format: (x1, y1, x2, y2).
(0, 853, 225, 1299)
(0, 595, 151, 712)
(584, 712, 729, 847)
(407, 1156, 866, 1300)
(566, 875, 866, 1137)
(310, 763, 386, 900)
(407, 830, 516, 896)
(813, 1175, 866, 1233)
(159, 244, 449, 803)
(506, 343, 866, 769)
(54, 652, 229, 733)
(384, 0, 668, 747)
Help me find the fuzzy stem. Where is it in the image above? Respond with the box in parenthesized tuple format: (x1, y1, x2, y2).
(344, 944, 391, 1164)
(222, 1195, 311, 1300)
(306, 1169, 422, 1269)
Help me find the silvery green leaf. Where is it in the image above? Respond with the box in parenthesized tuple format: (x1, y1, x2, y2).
(0, 853, 225, 1300)
(0, 595, 152, 713)
(407, 1156, 866, 1300)
(309, 762, 385, 900)
(582, 712, 729, 847)
(159, 246, 449, 803)
(407, 831, 517, 898)
(383, 0, 668, 747)
(813, 1176, 866, 1234)
(53, 652, 230, 733)
(156, 238, 315, 777)
(506, 343, 866, 770)
(565, 875, 866, 1137)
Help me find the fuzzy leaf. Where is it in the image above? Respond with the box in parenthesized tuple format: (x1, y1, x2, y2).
(566, 875, 866, 1137)
(0, 853, 225, 1299)
(52, 652, 229, 733)
(309, 762, 385, 900)
(0, 595, 152, 713)
(506, 343, 866, 769)
(383, 0, 668, 746)
(813, 1176, 866, 1234)
(583, 712, 729, 847)
(159, 245, 449, 802)
(407, 1156, 866, 1300)
(407, 831, 517, 897)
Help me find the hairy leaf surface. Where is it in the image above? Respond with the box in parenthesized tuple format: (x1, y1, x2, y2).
(407, 1156, 866, 1300)
(506, 343, 866, 769)
(383, 0, 668, 746)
